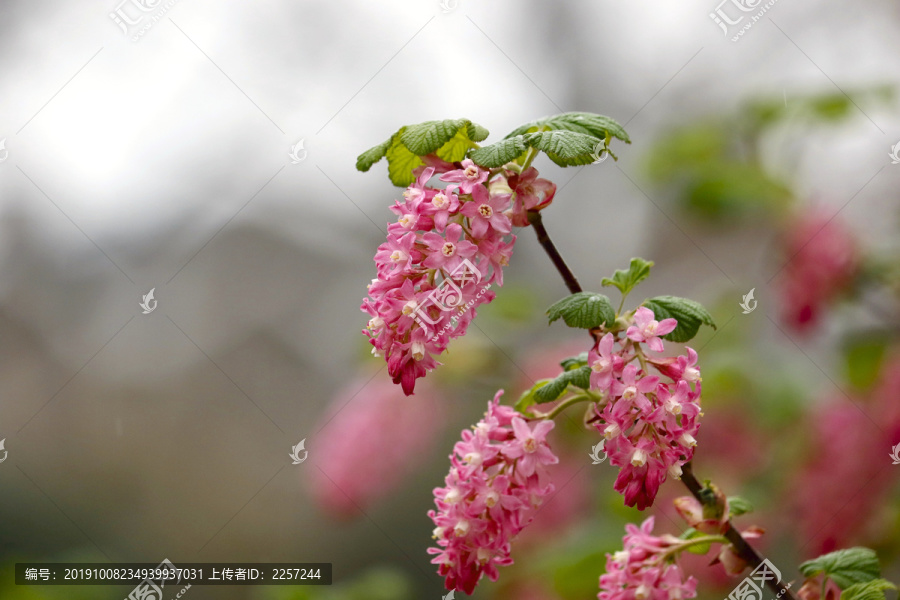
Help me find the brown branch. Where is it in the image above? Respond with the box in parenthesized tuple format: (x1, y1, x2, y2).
(530, 215, 797, 600)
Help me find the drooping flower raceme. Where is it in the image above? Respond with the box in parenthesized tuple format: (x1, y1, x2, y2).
(362, 159, 523, 395)
(428, 391, 559, 594)
(591, 307, 703, 510)
(598, 517, 698, 600)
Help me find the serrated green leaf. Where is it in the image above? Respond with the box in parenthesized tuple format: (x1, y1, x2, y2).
(524, 130, 601, 167)
(535, 366, 592, 403)
(356, 138, 393, 172)
(547, 292, 616, 330)
(385, 132, 424, 187)
(727, 496, 754, 517)
(642, 296, 717, 343)
(560, 352, 589, 371)
(841, 579, 897, 600)
(799, 548, 882, 590)
(468, 136, 529, 168)
(601, 258, 654, 296)
(400, 119, 488, 156)
(358, 118, 488, 187)
(505, 112, 631, 144)
(515, 379, 552, 414)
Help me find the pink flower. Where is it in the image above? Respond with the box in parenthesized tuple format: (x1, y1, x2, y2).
(308, 375, 444, 518)
(777, 210, 859, 333)
(428, 391, 558, 594)
(461, 185, 512, 237)
(598, 517, 698, 600)
(440, 158, 488, 194)
(506, 167, 557, 227)
(627, 307, 677, 353)
(422, 223, 478, 270)
(363, 163, 524, 395)
(590, 313, 703, 509)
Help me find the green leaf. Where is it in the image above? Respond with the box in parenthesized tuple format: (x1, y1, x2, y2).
(357, 118, 489, 186)
(547, 292, 616, 330)
(400, 118, 488, 156)
(505, 111, 631, 144)
(841, 579, 897, 600)
(468, 136, 529, 168)
(515, 379, 552, 414)
(560, 352, 589, 371)
(356, 138, 392, 172)
(535, 366, 591, 403)
(385, 132, 424, 187)
(799, 548, 882, 590)
(727, 496, 754, 517)
(642, 296, 717, 343)
(524, 130, 603, 167)
(678, 528, 712, 555)
(601, 258, 654, 296)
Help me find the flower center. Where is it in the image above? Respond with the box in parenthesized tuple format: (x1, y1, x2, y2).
(390, 249, 407, 262)
(453, 519, 470, 537)
(398, 213, 416, 229)
(485, 491, 499, 508)
(684, 367, 701, 382)
(523, 437, 537, 453)
(432, 193, 449, 209)
(464, 166, 480, 180)
(411, 340, 425, 361)
(622, 386, 637, 400)
(441, 242, 456, 257)
(478, 204, 493, 218)
(592, 357, 611, 373)
(401, 300, 418, 315)
(645, 321, 658, 335)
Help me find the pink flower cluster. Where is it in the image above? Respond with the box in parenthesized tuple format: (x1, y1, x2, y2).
(591, 307, 703, 509)
(308, 375, 444, 519)
(362, 159, 521, 395)
(778, 210, 859, 333)
(428, 391, 559, 594)
(598, 517, 698, 600)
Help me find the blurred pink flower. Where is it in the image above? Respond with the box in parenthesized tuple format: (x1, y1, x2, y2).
(778, 210, 859, 333)
(308, 375, 444, 519)
(792, 356, 900, 553)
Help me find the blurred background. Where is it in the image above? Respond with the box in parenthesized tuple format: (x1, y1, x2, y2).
(0, 0, 899, 598)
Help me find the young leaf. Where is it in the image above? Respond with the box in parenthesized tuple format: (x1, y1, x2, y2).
(547, 292, 616, 330)
(468, 136, 529, 168)
(602, 258, 654, 296)
(727, 496, 754, 517)
(799, 548, 882, 590)
(560, 352, 590, 371)
(524, 130, 602, 167)
(385, 132, 424, 187)
(515, 379, 552, 414)
(841, 579, 897, 600)
(678, 528, 713, 555)
(505, 111, 631, 144)
(534, 366, 592, 403)
(642, 296, 717, 343)
(356, 137, 393, 172)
